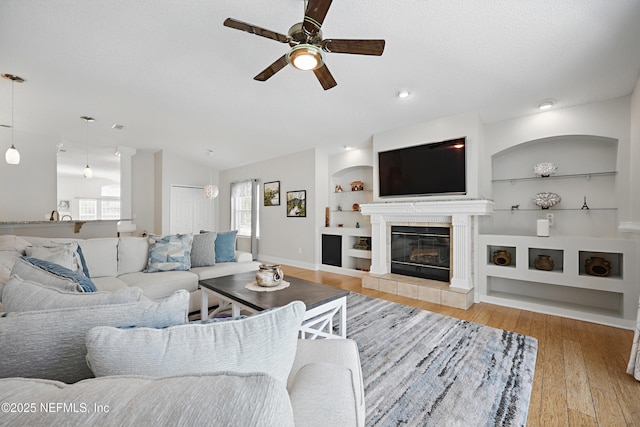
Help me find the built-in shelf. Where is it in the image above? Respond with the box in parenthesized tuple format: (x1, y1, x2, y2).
(494, 208, 617, 212)
(492, 171, 617, 183)
(478, 234, 639, 329)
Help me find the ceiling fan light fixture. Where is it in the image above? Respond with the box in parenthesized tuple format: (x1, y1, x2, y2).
(287, 44, 324, 71)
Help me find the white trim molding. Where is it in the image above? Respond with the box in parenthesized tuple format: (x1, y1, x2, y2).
(359, 199, 494, 290)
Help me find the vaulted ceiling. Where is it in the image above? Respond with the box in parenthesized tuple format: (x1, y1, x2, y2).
(1, 0, 640, 176)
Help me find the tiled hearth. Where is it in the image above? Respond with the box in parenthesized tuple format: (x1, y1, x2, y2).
(359, 199, 494, 310)
(362, 273, 474, 309)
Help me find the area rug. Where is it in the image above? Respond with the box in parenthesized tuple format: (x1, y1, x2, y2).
(344, 293, 538, 427)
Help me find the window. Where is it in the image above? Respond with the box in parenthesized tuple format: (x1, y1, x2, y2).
(101, 200, 121, 220)
(78, 199, 97, 220)
(231, 180, 259, 237)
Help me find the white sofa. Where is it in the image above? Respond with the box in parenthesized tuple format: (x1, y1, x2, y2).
(0, 234, 261, 313)
(0, 291, 366, 426)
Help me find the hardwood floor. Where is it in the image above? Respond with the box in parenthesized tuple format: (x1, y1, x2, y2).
(281, 265, 640, 427)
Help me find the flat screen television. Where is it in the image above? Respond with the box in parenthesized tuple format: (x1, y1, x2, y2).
(378, 137, 466, 197)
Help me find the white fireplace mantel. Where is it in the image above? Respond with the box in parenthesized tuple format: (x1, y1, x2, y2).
(359, 199, 494, 291)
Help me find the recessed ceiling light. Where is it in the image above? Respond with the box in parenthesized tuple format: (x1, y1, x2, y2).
(537, 99, 555, 110)
(397, 89, 410, 99)
(112, 124, 124, 130)
(344, 145, 352, 151)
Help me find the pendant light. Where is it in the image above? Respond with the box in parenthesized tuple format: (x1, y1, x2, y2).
(204, 150, 219, 199)
(80, 116, 95, 178)
(2, 73, 25, 165)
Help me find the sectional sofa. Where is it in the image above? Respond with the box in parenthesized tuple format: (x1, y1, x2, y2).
(0, 232, 262, 313)
(0, 234, 366, 425)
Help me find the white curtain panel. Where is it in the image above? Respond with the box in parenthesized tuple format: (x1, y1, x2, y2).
(628, 296, 640, 381)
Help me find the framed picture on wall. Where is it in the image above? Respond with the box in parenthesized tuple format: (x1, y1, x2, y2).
(286, 190, 306, 217)
(264, 181, 280, 206)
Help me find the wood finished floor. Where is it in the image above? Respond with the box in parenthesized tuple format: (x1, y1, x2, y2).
(281, 265, 640, 427)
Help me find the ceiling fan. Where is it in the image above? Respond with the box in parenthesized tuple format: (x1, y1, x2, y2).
(223, 0, 385, 90)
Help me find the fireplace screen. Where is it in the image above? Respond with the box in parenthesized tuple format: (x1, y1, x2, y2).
(390, 226, 450, 282)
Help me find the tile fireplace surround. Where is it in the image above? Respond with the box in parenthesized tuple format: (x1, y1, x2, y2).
(359, 199, 494, 309)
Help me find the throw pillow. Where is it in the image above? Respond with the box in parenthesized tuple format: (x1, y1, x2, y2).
(146, 234, 193, 273)
(10, 256, 97, 293)
(190, 232, 217, 267)
(214, 230, 238, 263)
(0, 290, 189, 384)
(2, 275, 142, 312)
(86, 300, 306, 385)
(24, 241, 91, 277)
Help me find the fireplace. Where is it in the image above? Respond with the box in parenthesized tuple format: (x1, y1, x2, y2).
(391, 226, 451, 282)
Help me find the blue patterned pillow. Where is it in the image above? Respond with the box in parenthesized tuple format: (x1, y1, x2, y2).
(146, 234, 193, 273)
(215, 230, 238, 263)
(18, 256, 97, 292)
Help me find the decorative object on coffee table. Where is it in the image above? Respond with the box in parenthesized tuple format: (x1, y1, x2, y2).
(585, 256, 611, 277)
(255, 264, 284, 287)
(534, 192, 561, 209)
(533, 161, 558, 177)
(493, 250, 512, 266)
(534, 254, 554, 271)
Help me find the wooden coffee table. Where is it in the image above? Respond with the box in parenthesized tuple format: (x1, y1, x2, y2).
(199, 271, 349, 339)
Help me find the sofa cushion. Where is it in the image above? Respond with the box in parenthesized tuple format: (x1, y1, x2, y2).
(289, 363, 359, 427)
(214, 230, 238, 262)
(10, 256, 96, 292)
(91, 276, 129, 292)
(0, 373, 295, 427)
(86, 301, 305, 385)
(118, 270, 199, 300)
(78, 238, 119, 278)
(191, 231, 217, 267)
(117, 237, 149, 275)
(2, 274, 142, 312)
(192, 256, 260, 281)
(0, 290, 189, 384)
(0, 235, 31, 254)
(146, 233, 193, 273)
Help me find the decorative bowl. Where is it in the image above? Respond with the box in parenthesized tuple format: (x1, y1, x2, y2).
(255, 264, 283, 287)
(533, 162, 557, 177)
(533, 192, 561, 209)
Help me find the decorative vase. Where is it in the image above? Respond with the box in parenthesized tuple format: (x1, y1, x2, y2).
(255, 264, 284, 287)
(585, 257, 611, 277)
(534, 255, 554, 271)
(493, 250, 512, 266)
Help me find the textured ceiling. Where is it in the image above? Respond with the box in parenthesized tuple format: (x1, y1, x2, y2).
(1, 0, 640, 177)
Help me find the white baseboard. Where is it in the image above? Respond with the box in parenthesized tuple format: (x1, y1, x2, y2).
(257, 254, 318, 271)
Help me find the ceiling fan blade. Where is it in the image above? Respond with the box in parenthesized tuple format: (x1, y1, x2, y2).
(254, 55, 289, 82)
(303, 0, 333, 36)
(313, 64, 337, 90)
(224, 18, 290, 43)
(322, 39, 386, 56)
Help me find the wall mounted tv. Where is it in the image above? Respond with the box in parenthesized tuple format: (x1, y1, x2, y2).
(378, 137, 466, 197)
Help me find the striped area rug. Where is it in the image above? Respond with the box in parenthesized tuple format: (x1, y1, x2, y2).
(344, 293, 538, 427)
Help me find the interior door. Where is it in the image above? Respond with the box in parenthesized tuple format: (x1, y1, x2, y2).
(170, 185, 214, 234)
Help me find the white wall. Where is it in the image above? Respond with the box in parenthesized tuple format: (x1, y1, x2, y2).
(219, 148, 319, 269)
(0, 130, 57, 221)
(629, 75, 640, 231)
(131, 149, 156, 236)
(371, 113, 484, 201)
